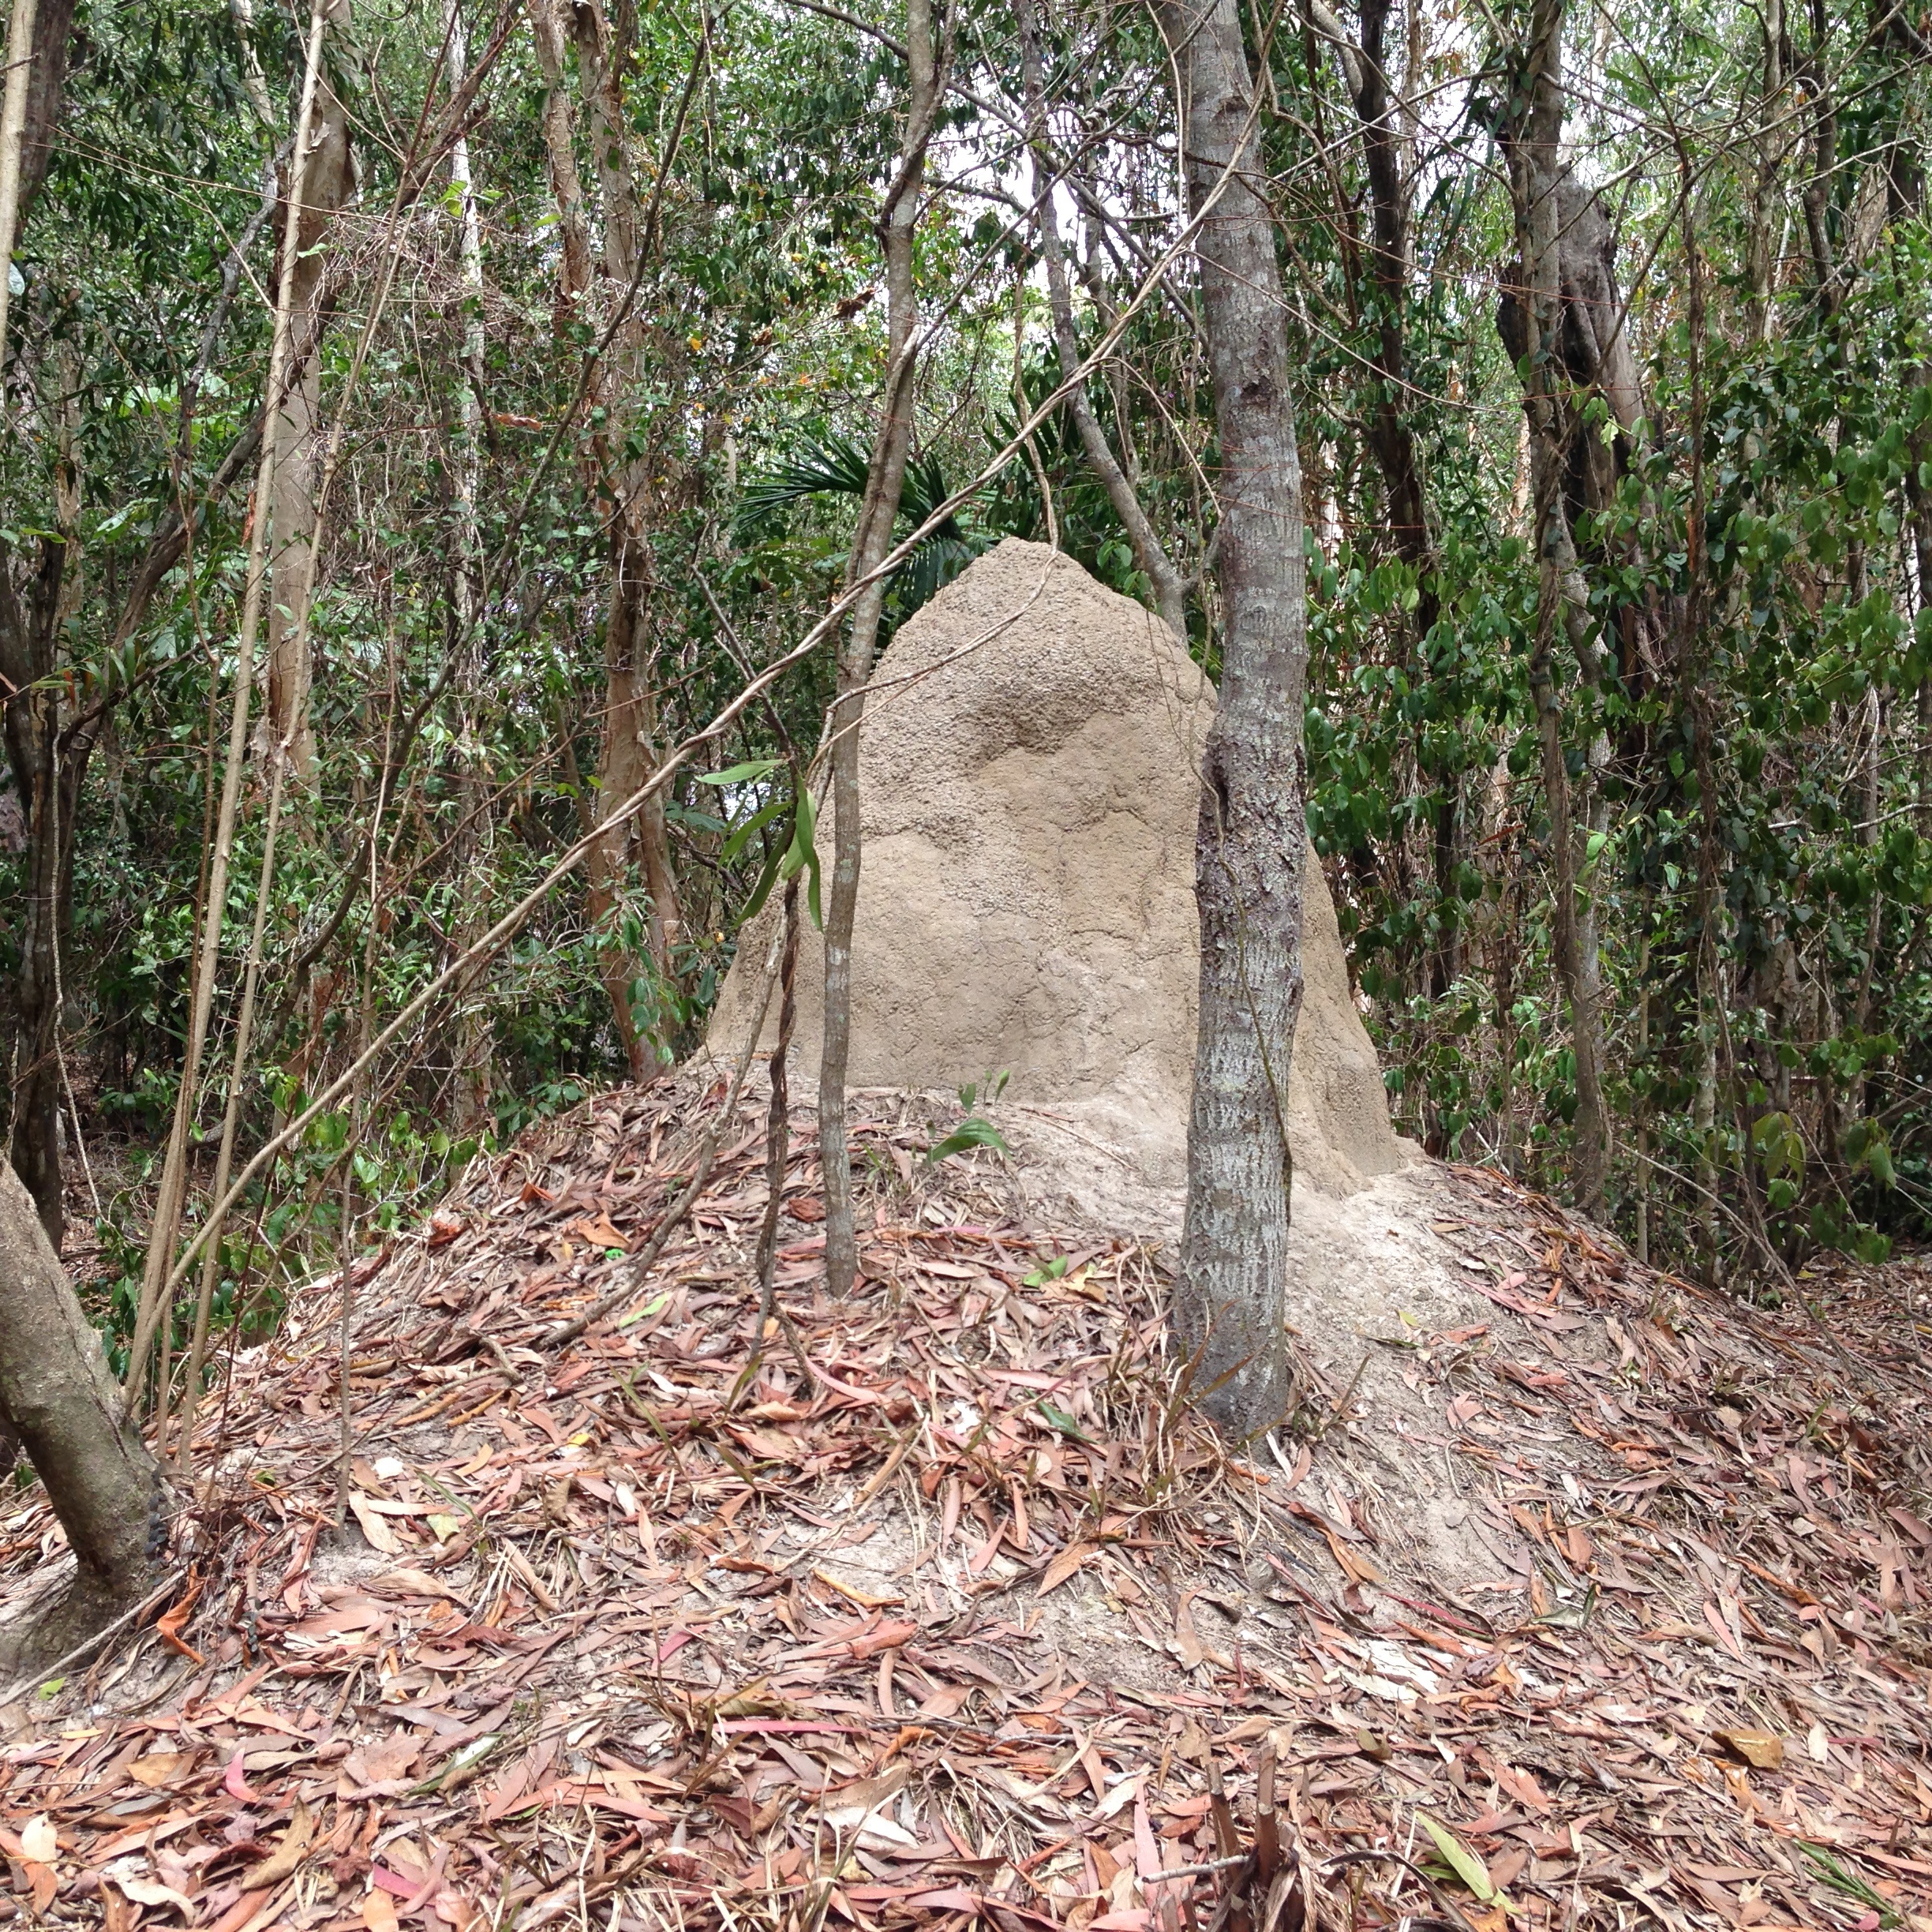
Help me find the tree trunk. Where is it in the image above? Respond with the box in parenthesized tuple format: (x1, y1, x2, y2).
(0, 0, 80, 1247)
(574, 0, 682, 1017)
(446, 0, 495, 1135)
(1152, 0, 1308, 1437)
(530, 0, 682, 1073)
(127, 0, 331, 1402)
(0, 1164, 155, 1672)
(264, 15, 354, 782)
(0, 0, 77, 358)
(1497, 0, 1612, 1219)
(820, 0, 938, 1299)
(0, 538, 75, 1248)
(1745, 0, 1788, 340)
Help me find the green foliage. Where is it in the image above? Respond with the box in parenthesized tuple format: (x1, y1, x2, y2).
(4, 0, 1930, 1385)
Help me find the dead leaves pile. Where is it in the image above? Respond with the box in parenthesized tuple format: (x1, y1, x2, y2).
(0, 1080, 1926, 1932)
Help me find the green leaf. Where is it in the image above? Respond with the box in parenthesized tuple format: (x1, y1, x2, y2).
(1035, 1399, 1094, 1443)
(739, 848, 784, 927)
(698, 758, 784, 786)
(1417, 1814, 1499, 1904)
(721, 793, 791, 862)
(923, 1114, 1009, 1163)
(1799, 1844, 1899, 1926)
(777, 785, 825, 929)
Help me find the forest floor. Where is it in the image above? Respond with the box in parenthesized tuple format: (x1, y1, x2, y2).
(0, 1069, 1929, 1932)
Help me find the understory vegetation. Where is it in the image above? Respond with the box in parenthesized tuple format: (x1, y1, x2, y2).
(2, 0, 1930, 1398)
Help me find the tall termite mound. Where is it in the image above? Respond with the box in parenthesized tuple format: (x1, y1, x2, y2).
(710, 538, 1404, 1196)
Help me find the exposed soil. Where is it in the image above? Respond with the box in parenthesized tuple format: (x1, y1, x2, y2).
(0, 1071, 1925, 1932)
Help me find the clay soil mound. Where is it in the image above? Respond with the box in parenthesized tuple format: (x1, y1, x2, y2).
(710, 537, 1404, 1200)
(0, 1076, 1926, 1932)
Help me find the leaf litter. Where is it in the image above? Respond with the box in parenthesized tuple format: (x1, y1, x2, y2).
(0, 1068, 1927, 1932)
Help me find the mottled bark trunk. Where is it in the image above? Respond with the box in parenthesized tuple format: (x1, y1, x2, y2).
(0, 0, 81, 1245)
(532, 0, 681, 1070)
(446, 0, 494, 1133)
(575, 0, 681, 1006)
(0, 1164, 156, 1672)
(820, 0, 938, 1299)
(1745, 0, 1787, 340)
(1309, 0, 1458, 1012)
(1153, 0, 1307, 1437)
(0, 0, 76, 358)
(264, 28, 353, 781)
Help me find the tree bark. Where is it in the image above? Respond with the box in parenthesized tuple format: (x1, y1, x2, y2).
(0, 537, 74, 1246)
(0, 0, 77, 360)
(820, 0, 938, 1299)
(573, 0, 682, 1017)
(1152, 0, 1308, 1437)
(126, 0, 331, 1402)
(264, 6, 354, 782)
(1745, 0, 1788, 340)
(1305, 0, 1464, 1021)
(0, 0, 79, 1246)
(0, 1164, 155, 1672)
(529, 0, 682, 1074)
(1497, 0, 1612, 1219)
(446, 0, 495, 1135)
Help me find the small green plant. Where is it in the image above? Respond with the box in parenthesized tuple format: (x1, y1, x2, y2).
(924, 1071, 1011, 1164)
(1799, 1844, 1899, 1926)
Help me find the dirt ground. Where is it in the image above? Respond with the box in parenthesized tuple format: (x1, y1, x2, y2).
(0, 1071, 1926, 1932)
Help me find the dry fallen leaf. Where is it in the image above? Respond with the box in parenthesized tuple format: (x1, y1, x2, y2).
(1038, 1541, 1092, 1594)
(247, 1797, 315, 1889)
(26, 1862, 57, 1914)
(349, 1492, 402, 1556)
(369, 1567, 465, 1602)
(362, 1886, 401, 1932)
(1713, 1728, 1784, 1770)
(117, 1873, 198, 1914)
(129, 1750, 200, 1789)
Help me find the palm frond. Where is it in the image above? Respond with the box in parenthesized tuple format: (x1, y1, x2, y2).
(737, 436, 990, 617)
(736, 434, 873, 531)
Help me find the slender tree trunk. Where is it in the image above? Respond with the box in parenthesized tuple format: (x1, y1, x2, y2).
(0, 1164, 155, 1672)
(1746, 0, 1788, 340)
(1905, 363, 1932, 826)
(0, 0, 41, 367)
(1306, 0, 1460, 1013)
(263, 6, 354, 782)
(530, 0, 682, 1073)
(126, 0, 329, 1401)
(820, 0, 938, 1299)
(1016, 0, 1185, 638)
(1799, 0, 1839, 311)
(0, 0, 80, 1245)
(1499, 0, 1611, 1219)
(447, 0, 495, 1135)
(574, 0, 681, 1011)
(0, 537, 75, 1247)
(1152, 0, 1307, 1436)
